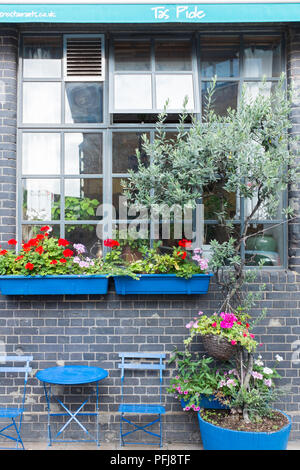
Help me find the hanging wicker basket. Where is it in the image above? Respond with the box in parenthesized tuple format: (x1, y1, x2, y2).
(202, 334, 236, 361)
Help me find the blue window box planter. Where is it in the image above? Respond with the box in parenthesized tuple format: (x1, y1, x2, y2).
(113, 273, 213, 295)
(197, 410, 291, 450)
(0, 275, 109, 295)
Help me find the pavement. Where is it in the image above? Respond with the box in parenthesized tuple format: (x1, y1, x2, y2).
(20, 440, 300, 450)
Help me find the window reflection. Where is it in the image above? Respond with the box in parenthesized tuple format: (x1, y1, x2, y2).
(23, 82, 61, 124)
(22, 133, 60, 175)
(245, 224, 283, 266)
(64, 178, 102, 220)
(155, 40, 192, 71)
(23, 179, 60, 221)
(244, 36, 281, 78)
(201, 36, 239, 78)
(156, 74, 194, 110)
(65, 82, 103, 123)
(112, 132, 149, 173)
(114, 75, 152, 110)
(114, 41, 151, 71)
(65, 224, 103, 257)
(23, 36, 62, 78)
(22, 224, 60, 242)
(65, 133, 103, 174)
(202, 81, 238, 116)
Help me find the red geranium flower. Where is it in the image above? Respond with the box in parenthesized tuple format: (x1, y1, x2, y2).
(25, 263, 34, 270)
(50, 260, 58, 265)
(8, 239, 17, 246)
(36, 234, 44, 240)
(178, 239, 192, 248)
(177, 250, 187, 260)
(27, 238, 39, 247)
(58, 238, 69, 247)
(63, 249, 74, 258)
(59, 258, 67, 263)
(35, 246, 44, 255)
(15, 255, 24, 261)
(104, 239, 120, 248)
(0, 249, 8, 255)
(41, 226, 50, 232)
(22, 244, 31, 252)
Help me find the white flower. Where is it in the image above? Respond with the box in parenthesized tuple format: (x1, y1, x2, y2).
(263, 367, 273, 375)
(255, 359, 264, 367)
(275, 354, 283, 362)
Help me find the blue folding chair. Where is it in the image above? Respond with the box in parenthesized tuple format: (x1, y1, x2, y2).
(118, 352, 165, 447)
(0, 355, 32, 450)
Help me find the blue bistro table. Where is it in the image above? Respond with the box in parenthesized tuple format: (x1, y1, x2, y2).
(36, 365, 108, 447)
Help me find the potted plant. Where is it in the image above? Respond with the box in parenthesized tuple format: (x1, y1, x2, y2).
(107, 238, 212, 295)
(185, 310, 257, 361)
(0, 227, 128, 295)
(197, 354, 291, 450)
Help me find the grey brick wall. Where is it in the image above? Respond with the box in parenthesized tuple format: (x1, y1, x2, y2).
(0, 27, 17, 247)
(0, 25, 299, 446)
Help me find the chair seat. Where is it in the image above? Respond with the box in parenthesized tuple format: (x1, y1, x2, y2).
(0, 408, 23, 419)
(119, 404, 165, 415)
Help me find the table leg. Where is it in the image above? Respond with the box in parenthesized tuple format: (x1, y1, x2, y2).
(43, 383, 52, 447)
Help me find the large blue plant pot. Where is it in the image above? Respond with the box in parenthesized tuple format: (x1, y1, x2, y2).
(114, 273, 213, 295)
(181, 395, 229, 410)
(197, 410, 292, 450)
(0, 275, 109, 295)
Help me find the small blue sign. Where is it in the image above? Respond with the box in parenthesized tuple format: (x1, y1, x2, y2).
(0, 3, 300, 23)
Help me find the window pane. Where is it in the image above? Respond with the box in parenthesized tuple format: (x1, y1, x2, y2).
(114, 41, 151, 71)
(22, 224, 60, 242)
(114, 75, 152, 110)
(64, 179, 102, 220)
(156, 74, 194, 110)
(65, 82, 103, 123)
(65, 133, 103, 175)
(202, 81, 238, 116)
(243, 36, 281, 78)
(244, 81, 276, 103)
(245, 224, 283, 266)
(22, 179, 60, 221)
(23, 82, 61, 124)
(113, 178, 128, 219)
(204, 223, 241, 245)
(23, 36, 62, 78)
(200, 36, 240, 78)
(244, 190, 283, 220)
(65, 224, 103, 257)
(22, 133, 60, 175)
(155, 40, 192, 71)
(203, 189, 237, 220)
(112, 132, 149, 173)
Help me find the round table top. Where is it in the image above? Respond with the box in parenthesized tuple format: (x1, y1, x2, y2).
(36, 365, 108, 385)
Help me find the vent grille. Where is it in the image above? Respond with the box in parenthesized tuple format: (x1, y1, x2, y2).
(64, 35, 104, 81)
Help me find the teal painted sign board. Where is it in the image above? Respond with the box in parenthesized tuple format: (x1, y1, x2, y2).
(0, 3, 300, 23)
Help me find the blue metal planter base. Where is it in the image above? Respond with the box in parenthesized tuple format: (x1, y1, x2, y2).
(181, 395, 229, 410)
(197, 410, 292, 450)
(114, 273, 213, 295)
(0, 275, 109, 295)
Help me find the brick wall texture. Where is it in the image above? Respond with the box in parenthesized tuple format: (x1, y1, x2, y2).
(0, 25, 300, 445)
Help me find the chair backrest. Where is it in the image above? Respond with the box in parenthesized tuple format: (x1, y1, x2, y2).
(118, 353, 166, 404)
(0, 356, 33, 409)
